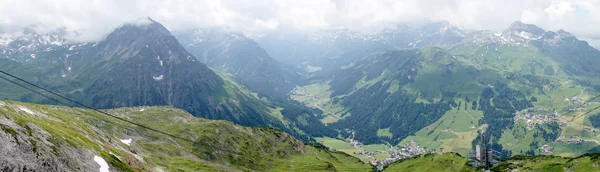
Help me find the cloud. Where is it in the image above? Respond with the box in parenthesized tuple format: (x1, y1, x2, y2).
(1, 0, 600, 45)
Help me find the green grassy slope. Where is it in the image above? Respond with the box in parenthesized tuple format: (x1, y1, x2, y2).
(383, 153, 477, 172)
(383, 152, 600, 172)
(493, 154, 600, 171)
(0, 100, 372, 171)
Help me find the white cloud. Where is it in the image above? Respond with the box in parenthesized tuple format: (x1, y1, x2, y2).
(1, 0, 599, 44)
(544, 2, 575, 21)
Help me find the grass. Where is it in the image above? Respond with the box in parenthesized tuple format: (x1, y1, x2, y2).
(377, 128, 393, 138)
(383, 152, 600, 172)
(272, 145, 374, 172)
(383, 153, 476, 172)
(315, 137, 357, 153)
(364, 144, 389, 152)
(0, 100, 373, 171)
(315, 137, 392, 162)
(493, 154, 600, 171)
(291, 81, 351, 124)
(399, 106, 483, 156)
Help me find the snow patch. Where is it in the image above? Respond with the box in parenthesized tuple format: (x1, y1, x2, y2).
(94, 156, 110, 172)
(120, 138, 132, 146)
(17, 105, 35, 115)
(153, 75, 164, 81)
(517, 31, 539, 40)
(155, 167, 166, 172)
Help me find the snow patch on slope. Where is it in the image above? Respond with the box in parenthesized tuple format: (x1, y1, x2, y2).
(94, 156, 110, 172)
(120, 138, 132, 146)
(153, 75, 164, 81)
(16, 105, 35, 115)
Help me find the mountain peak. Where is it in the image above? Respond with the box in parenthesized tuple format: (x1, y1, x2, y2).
(106, 18, 172, 43)
(506, 21, 545, 35)
(125, 17, 158, 27)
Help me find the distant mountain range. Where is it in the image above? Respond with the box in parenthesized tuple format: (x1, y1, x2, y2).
(2, 18, 600, 161)
(255, 21, 469, 74)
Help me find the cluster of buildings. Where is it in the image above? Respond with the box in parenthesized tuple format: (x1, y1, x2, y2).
(369, 140, 430, 170)
(565, 96, 583, 104)
(555, 135, 583, 144)
(349, 138, 363, 148)
(513, 108, 560, 130)
(540, 145, 554, 154)
(583, 126, 599, 132)
(566, 96, 588, 111)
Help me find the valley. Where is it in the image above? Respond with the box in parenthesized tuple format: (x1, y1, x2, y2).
(2, 15, 600, 171)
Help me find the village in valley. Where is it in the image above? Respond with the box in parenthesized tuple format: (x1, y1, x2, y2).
(317, 129, 431, 170)
(511, 96, 600, 155)
(314, 91, 600, 168)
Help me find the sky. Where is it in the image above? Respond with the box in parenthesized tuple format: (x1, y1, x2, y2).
(2, 0, 600, 46)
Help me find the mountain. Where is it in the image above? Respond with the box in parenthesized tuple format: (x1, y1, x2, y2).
(175, 29, 304, 100)
(255, 20, 469, 74)
(4, 18, 600, 165)
(0, 18, 342, 144)
(0, 100, 373, 171)
(0, 25, 71, 61)
(173, 28, 338, 139)
(0, 18, 284, 128)
(290, 21, 600, 159)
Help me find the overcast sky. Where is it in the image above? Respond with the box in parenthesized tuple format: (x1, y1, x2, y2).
(2, 0, 600, 46)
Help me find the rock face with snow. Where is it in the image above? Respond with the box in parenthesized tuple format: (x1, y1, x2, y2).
(501, 21, 546, 43)
(452, 20, 600, 76)
(0, 25, 82, 62)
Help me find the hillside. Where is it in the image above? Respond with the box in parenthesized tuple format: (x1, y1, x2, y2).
(291, 21, 600, 159)
(382, 153, 476, 172)
(0, 100, 373, 171)
(382, 152, 600, 172)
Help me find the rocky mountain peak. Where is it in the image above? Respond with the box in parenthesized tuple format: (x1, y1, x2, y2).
(504, 21, 545, 37)
(104, 17, 172, 43)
